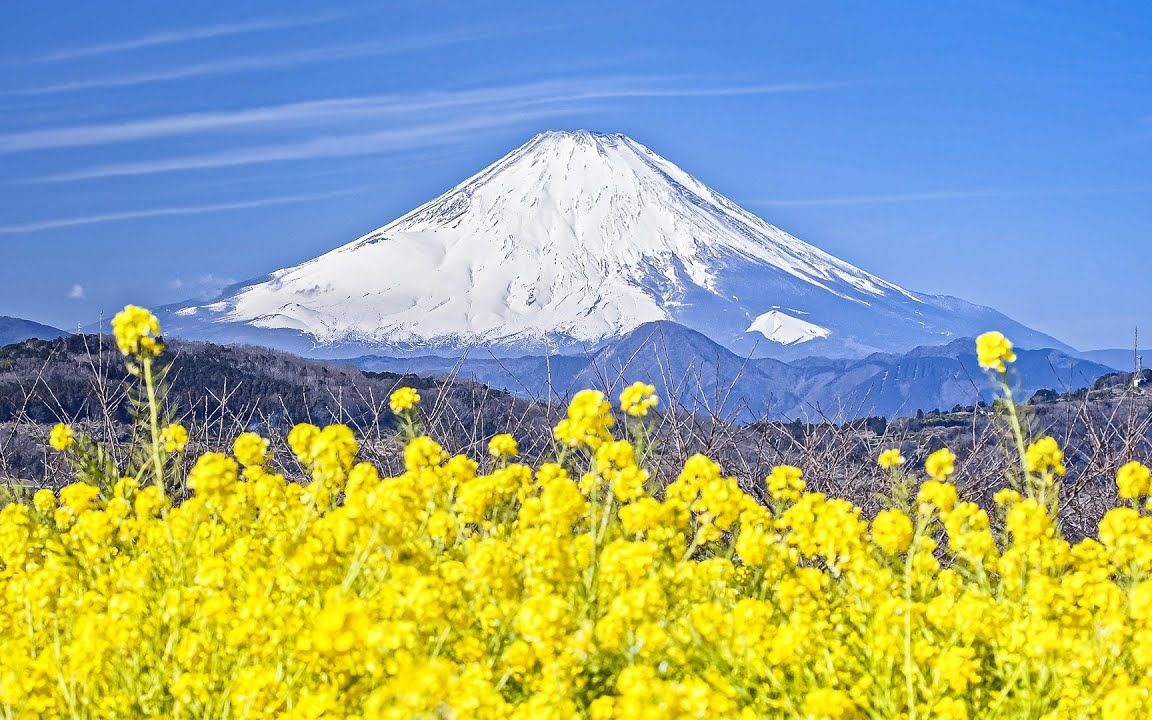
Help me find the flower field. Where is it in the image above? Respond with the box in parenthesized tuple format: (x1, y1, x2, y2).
(1, 309, 1151, 719)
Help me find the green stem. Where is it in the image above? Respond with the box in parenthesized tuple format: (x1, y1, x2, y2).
(999, 376, 1032, 494)
(903, 515, 928, 720)
(143, 358, 166, 494)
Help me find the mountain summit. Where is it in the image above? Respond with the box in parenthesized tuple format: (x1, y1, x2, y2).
(165, 130, 1068, 358)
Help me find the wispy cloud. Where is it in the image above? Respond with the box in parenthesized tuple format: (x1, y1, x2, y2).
(585, 81, 848, 99)
(20, 77, 836, 180)
(0, 187, 371, 235)
(29, 109, 581, 182)
(67, 284, 86, 300)
(0, 97, 396, 153)
(751, 186, 1152, 207)
(0, 78, 834, 154)
(2, 28, 498, 97)
(21, 13, 347, 63)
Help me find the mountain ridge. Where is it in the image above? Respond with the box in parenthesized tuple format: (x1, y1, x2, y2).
(347, 320, 1110, 422)
(0, 316, 68, 346)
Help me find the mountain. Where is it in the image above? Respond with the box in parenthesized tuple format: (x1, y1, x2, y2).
(350, 322, 805, 421)
(344, 321, 1110, 422)
(1074, 348, 1150, 372)
(161, 130, 1070, 360)
(570, 321, 804, 420)
(0, 334, 545, 480)
(0, 316, 67, 346)
(781, 339, 1114, 418)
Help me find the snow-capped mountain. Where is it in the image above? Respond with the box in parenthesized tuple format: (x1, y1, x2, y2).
(163, 130, 1070, 359)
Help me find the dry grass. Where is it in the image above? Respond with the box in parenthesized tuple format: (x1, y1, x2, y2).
(1, 334, 1148, 540)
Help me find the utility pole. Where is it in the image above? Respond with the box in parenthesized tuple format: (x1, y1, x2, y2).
(1135, 327, 1144, 390)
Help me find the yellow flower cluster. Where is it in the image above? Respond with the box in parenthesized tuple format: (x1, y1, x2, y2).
(233, 431, 269, 467)
(871, 508, 914, 553)
(160, 423, 189, 454)
(489, 433, 519, 459)
(388, 386, 420, 414)
(1026, 435, 1067, 477)
(4, 319, 1151, 718)
(554, 389, 615, 449)
(877, 447, 905, 470)
(976, 330, 1016, 372)
(618, 381, 659, 417)
(111, 304, 164, 358)
(924, 447, 957, 481)
(767, 464, 805, 503)
(4, 406, 1152, 718)
(1118, 461, 1152, 500)
(48, 422, 73, 452)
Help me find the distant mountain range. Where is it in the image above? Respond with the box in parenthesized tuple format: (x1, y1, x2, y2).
(0, 316, 67, 346)
(348, 320, 1113, 422)
(53, 128, 1132, 420)
(0, 310, 1120, 422)
(1075, 347, 1150, 374)
(159, 130, 1070, 360)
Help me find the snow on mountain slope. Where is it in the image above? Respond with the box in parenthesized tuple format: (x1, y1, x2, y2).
(747, 310, 830, 346)
(163, 130, 1071, 358)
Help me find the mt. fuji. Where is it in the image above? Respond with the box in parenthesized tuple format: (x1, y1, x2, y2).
(162, 130, 1069, 359)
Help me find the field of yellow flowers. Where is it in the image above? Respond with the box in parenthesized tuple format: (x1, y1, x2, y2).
(2, 307, 1151, 719)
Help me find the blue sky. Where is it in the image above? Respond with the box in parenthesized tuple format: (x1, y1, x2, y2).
(1, 1, 1149, 349)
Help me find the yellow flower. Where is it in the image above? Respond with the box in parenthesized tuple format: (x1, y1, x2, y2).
(1117, 461, 1152, 500)
(160, 423, 188, 454)
(187, 452, 239, 498)
(488, 433, 518, 459)
(389, 386, 421, 414)
(1101, 686, 1150, 719)
(553, 389, 615, 449)
(58, 482, 100, 513)
(925, 447, 956, 481)
(802, 688, 858, 719)
(404, 435, 448, 472)
(287, 423, 320, 465)
(871, 508, 914, 554)
(14, 333, 1152, 719)
(918, 479, 959, 514)
(1025, 436, 1065, 476)
(767, 465, 805, 503)
(932, 698, 969, 720)
(33, 488, 56, 515)
(307, 425, 358, 489)
(49, 423, 74, 452)
(110, 304, 163, 358)
(935, 645, 981, 692)
(975, 330, 1016, 372)
(232, 432, 269, 467)
(993, 487, 1021, 507)
(1006, 498, 1053, 544)
(618, 381, 659, 417)
(877, 448, 905, 470)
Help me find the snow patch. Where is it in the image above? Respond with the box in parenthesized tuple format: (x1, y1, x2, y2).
(747, 311, 831, 345)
